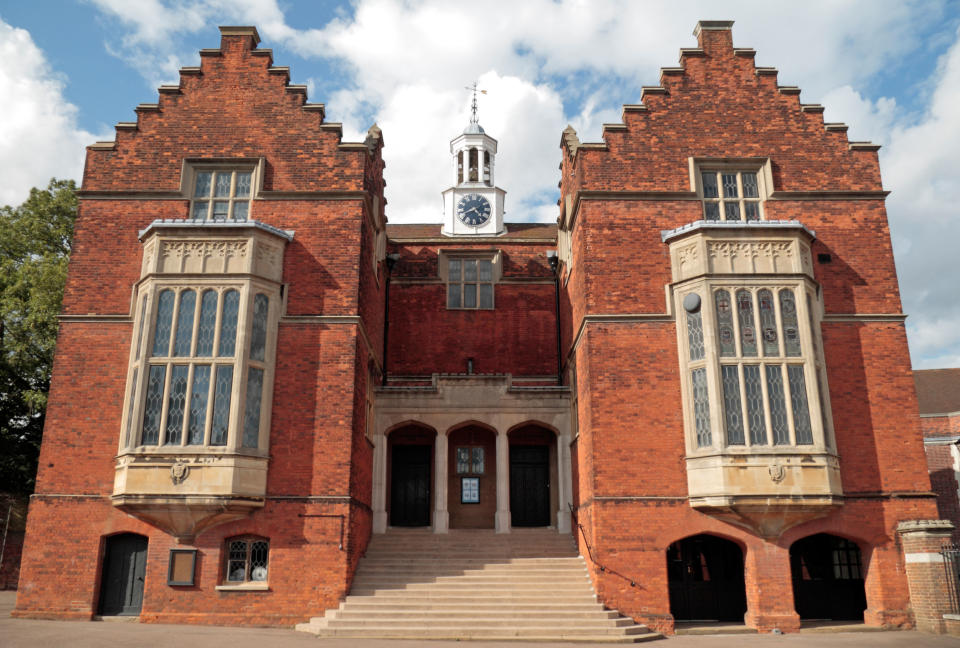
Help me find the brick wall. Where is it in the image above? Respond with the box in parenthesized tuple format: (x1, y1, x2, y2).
(560, 22, 939, 633)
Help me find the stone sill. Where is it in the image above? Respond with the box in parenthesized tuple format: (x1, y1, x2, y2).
(215, 583, 270, 592)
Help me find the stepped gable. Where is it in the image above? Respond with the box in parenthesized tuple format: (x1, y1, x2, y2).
(561, 20, 883, 195)
(82, 26, 381, 194)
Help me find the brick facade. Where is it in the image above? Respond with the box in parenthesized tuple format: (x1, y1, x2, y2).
(13, 22, 950, 635)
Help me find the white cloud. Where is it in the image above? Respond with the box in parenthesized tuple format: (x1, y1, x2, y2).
(0, 19, 105, 207)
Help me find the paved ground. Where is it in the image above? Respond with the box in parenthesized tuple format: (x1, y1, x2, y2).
(3, 592, 959, 647)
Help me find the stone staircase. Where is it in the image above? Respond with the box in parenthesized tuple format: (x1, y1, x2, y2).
(296, 528, 662, 642)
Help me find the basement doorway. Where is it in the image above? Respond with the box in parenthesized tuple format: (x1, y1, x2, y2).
(667, 534, 747, 622)
(790, 534, 867, 621)
(98, 533, 148, 616)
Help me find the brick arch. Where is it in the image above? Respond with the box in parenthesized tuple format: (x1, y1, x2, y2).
(664, 529, 748, 554)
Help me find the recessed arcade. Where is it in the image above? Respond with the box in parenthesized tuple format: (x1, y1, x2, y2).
(371, 375, 572, 534)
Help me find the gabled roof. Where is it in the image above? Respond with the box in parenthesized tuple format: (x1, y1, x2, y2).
(914, 368, 960, 415)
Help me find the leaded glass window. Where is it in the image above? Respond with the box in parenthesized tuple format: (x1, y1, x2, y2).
(686, 309, 705, 361)
(789, 366, 813, 444)
(191, 170, 253, 221)
(700, 170, 763, 221)
(250, 294, 269, 362)
(456, 447, 485, 474)
(218, 290, 240, 356)
(692, 368, 711, 447)
(767, 365, 790, 445)
(242, 368, 264, 448)
(715, 290, 736, 357)
(694, 284, 823, 450)
(225, 537, 269, 583)
(136, 286, 251, 448)
(780, 289, 801, 357)
(721, 366, 744, 445)
(447, 257, 495, 309)
(737, 290, 757, 357)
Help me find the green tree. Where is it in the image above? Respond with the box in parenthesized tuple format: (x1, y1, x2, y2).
(0, 179, 76, 494)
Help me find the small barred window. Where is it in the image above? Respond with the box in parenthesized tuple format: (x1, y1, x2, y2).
(225, 537, 269, 583)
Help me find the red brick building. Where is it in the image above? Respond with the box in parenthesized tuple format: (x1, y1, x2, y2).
(916, 369, 960, 542)
(13, 21, 956, 636)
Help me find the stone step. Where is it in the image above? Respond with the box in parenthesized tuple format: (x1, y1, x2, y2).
(298, 622, 655, 636)
(344, 591, 599, 603)
(296, 530, 659, 643)
(334, 601, 610, 612)
(294, 625, 663, 643)
(326, 605, 633, 626)
(353, 573, 589, 585)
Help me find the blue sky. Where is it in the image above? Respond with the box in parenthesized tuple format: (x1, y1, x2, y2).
(1, 0, 959, 369)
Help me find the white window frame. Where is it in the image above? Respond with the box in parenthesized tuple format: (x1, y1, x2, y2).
(181, 158, 264, 222)
(690, 157, 773, 222)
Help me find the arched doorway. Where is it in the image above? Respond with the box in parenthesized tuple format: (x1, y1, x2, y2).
(98, 533, 148, 616)
(667, 534, 747, 622)
(448, 425, 496, 529)
(508, 425, 557, 527)
(388, 424, 435, 527)
(790, 533, 867, 620)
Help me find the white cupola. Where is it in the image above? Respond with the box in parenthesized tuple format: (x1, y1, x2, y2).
(441, 85, 506, 236)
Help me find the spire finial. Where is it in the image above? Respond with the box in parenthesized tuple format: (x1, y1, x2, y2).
(465, 81, 486, 124)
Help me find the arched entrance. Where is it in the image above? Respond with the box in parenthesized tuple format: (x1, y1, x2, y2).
(790, 533, 867, 620)
(98, 533, 148, 616)
(508, 425, 557, 527)
(448, 425, 496, 528)
(388, 424, 435, 527)
(667, 534, 747, 622)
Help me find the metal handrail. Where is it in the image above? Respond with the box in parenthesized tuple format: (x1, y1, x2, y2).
(570, 505, 636, 587)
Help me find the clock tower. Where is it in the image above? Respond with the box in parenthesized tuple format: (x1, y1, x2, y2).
(441, 89, 507, 236)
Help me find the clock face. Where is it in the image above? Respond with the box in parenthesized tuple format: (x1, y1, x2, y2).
(456, 193, 492, 226)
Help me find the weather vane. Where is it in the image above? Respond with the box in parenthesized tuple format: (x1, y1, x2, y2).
(465, 81, 487, 124)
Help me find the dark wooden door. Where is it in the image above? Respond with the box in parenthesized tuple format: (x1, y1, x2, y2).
(99, 533, 148, 616)
(791, 534, 867, 620)
(668, 535, 747, 622)
(510, 445, 550, 527)
(390, 445, 431, 526)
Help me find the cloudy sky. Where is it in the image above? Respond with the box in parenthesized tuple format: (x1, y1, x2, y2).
(1, 0, 958, 368)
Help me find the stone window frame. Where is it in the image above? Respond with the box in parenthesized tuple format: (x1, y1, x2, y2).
(120, 275, 281, 456)
(675, 277, 834, 457)
(181, 158, 265, 222)
(438, 249, 503, 311)
(689, 157, 774, 222)
(219, 535, 270, 588)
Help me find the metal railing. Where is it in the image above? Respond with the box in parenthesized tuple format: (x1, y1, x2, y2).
(570, 504, 636, 587)
(943, 544, 960, 614)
